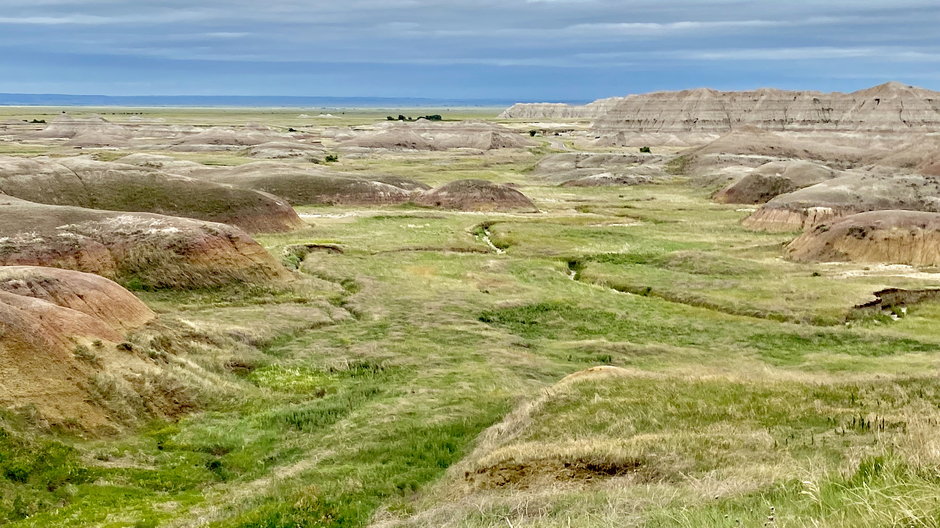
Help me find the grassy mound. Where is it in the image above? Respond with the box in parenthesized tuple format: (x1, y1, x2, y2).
(387, 367, 940, 527)
(0, 156, 304, 233)
(194, 162, 426, 205)
(415, 179, 538, 212)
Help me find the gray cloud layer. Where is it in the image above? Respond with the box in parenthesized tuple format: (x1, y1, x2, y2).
(0, 0, 936, 98)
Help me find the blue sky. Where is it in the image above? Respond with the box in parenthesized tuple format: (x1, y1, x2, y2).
(0, 0, 937, 101)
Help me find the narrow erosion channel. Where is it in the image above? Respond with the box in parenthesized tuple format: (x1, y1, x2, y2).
(565, 259, 843, 326)
(474, 222, 505, 254)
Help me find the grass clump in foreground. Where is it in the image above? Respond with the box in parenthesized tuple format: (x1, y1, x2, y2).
(379, 368, 940, 528)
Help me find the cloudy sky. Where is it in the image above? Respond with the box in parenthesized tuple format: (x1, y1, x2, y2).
(0, 0, 937, 101)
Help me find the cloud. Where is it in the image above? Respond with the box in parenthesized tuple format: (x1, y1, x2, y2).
(0, 10, 214, 25)
(0, 0, 938, 97)
(681, 46, 940, 62)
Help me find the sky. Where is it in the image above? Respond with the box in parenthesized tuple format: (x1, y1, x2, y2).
(0, 0, 938, 101)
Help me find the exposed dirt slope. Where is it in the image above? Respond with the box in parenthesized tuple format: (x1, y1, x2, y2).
(34, 114, 130, 139)
(743, 171, 940, 231)
(872, 134, 940, 176)
(0, 196, 288, 289)
(415, 179, 537, 212)
(787, 210, 940, 266)
(683, 127, 872, 177)
(342, 121, 536, 150)
(170, 126, 282, 151)
(713, 160, 840, 204)
(0, 266, 155, 428)
(0, 266, 154, 330)
(247, 141, 327, 160)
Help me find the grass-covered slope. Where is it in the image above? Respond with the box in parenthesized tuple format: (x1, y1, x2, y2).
(2, 110, 940, 528)
(0, 156, 304, 233)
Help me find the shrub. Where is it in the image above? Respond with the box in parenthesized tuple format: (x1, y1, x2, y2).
(639, 146, 652, 153)
(73, 345, 101, 366)
(324, 154, 339, 163)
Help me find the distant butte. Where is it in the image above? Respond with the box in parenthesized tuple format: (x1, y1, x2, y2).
(500, 82, 940, 134)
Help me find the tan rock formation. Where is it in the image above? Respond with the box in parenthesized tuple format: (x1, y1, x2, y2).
(34, 113, 130, 139)
(743, 171, 940, 231)
(498, 97, 626, 119)
(872, 134, 940, 176)
(713, 161, 840, 204)
(343, 121, 535, 150)
(0, 196, 289, 289)
(593, 82, 940, 135)
(786, 210, 940, 266)
(0, 266, 155, 428)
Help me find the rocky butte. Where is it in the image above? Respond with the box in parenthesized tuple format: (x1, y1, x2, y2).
(504, 82, 940, 134)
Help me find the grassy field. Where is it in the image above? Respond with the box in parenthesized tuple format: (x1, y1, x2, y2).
(0, 107, 504, 129)
(2, 111, 940, 527)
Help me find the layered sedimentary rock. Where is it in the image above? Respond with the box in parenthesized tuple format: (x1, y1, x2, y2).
(498, 97, 625, 119)
(786, 210, 940, 266)
(342, 121, 535, 150)
(0, 266, 155, 330)
(170, 126, 282, 151)
(504, 83, 940, 134)
(247, 141, 327, 160)
(0, 196, 288, 289)
(594, 83, 940, 135)
(713, 161, 840, 204)
(0, 266, 155, 427)
(872, 134, 940, 176)
(34, 113, 130, 139)
(0, 156, 304, 233)
(743, 171, 940, 231)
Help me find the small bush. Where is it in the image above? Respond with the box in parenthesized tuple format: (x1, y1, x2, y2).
(639, 146, 652, 153)
(324, 154, 339, 163)
(72, 345, 101, 367)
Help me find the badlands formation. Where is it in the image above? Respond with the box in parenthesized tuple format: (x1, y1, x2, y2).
(787, 210, 940, 266)
(0, 267, 156, 427)
(4, 82, 940, 527)
(0, 195, 288, 289)
(511, 81, 940, 133)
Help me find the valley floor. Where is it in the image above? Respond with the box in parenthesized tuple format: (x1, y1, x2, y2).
(2, 116, 940, 527)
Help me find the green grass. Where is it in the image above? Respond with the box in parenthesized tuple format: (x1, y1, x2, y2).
(6, 110, 940, 527)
